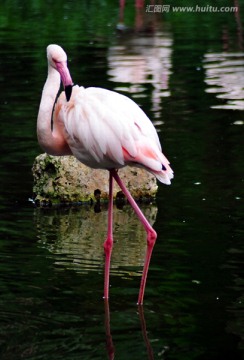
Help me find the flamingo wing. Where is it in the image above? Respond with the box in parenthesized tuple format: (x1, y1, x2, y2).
(54, 86, 173, 184)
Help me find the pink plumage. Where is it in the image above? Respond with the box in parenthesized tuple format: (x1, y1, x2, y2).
(54, 84, 173, 184)
(37, 44, 173, 304)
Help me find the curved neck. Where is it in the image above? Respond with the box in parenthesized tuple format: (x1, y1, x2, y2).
(37, 65, 71, 155)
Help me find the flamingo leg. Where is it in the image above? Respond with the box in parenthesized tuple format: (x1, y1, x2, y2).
(103, 170, 114, 300)
(110, 169, 157, 305)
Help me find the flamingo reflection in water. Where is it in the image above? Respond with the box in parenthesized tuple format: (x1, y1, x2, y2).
(104, 300, 155, 360)
(37, 44, 173, 304)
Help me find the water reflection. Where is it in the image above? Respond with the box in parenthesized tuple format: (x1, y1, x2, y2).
(104, 300, 154, 360)
(104, 300, 115, 360)
(35, 204, 157, 279)
(203, 52, 244, 110)
(138, 305, 154, 359)
(108, 2, 172, 119)
(117, 0, 157, 33)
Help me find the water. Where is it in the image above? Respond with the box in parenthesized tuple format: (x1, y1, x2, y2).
(0, 1, 243, 359)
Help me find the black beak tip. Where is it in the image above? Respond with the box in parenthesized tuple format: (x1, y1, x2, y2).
(65, 85, 73, 101)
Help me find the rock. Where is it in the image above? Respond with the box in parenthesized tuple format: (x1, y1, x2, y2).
(32, 153, 158, 206)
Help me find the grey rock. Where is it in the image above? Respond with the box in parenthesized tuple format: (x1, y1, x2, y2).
(32, 153, 158, 205)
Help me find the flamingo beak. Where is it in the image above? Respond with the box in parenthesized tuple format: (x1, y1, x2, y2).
(65, 85, 72, 101)
(55, 61, 73, 101)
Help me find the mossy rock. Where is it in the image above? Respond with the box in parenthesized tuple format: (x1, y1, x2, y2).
(32, 153, 158, 206)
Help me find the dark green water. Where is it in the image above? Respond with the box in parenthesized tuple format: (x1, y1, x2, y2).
(0, 1, 243, 359)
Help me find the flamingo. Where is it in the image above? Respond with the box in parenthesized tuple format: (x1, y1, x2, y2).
(37, 44, 173, 305)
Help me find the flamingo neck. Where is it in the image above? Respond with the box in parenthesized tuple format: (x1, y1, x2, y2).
(37, 65, 71, 156)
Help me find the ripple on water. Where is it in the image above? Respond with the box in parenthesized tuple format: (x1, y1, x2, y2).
(203, 52, 244, 110)
(35, 205, 158, 279)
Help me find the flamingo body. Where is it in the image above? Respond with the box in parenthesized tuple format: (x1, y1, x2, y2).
(53, 85, 173, 184)
(37, 44, 173, 304)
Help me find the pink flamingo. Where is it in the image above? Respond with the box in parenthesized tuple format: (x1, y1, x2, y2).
(37, 44, 173, 304)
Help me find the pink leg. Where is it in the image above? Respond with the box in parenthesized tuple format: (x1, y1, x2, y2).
(103, 171, 114, 300)
(110, 169, 157, 305)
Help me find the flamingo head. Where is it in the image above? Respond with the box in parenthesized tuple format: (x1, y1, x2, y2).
(47, 44, 73, 101)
